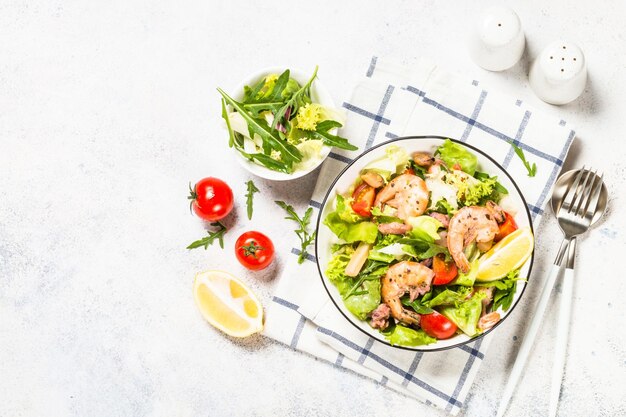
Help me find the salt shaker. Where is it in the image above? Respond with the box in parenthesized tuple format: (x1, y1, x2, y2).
(468, 5, 525, 71)
(529, 40, 587, 105)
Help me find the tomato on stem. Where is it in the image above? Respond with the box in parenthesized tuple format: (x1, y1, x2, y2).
(432, 254, 458, 285)
(351, 183, 376, 217)
(235, 231, 275, 271)
(495, 212, 518, 242)
(188, 177, 234, 221)
(420, 311, 457, 339)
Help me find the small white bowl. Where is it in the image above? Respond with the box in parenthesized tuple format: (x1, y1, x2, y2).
(226, 67, 336, 181)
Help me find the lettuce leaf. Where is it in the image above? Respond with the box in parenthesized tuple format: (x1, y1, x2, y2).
(449, 258, 479, 286)
(426, 286, 473, 308)
(362, 145, 410, 180)
(343, 278, 381, 320)
(325, 252, 381, 320)
(435, 139, 478, 175)
(440, 291, 486, 337)
(324, 196, 379, 244)
(383, 324, 436, 346)
(406, 215, 442, 242)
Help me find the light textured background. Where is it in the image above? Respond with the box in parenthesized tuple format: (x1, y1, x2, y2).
(1, 1, 624, 416)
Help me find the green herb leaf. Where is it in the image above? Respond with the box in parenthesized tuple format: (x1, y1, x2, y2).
(509, 142, 537, 177)
(221, 99, 236, 148)
(401, 296, 434, 314)
(217, 88, 302, 170)
(187, 222, 227, 250)
(308, 120, 358, 151)
(275, 201, 316, 264)
(245, 180, 259, 220)
(272, 66, 318, 130)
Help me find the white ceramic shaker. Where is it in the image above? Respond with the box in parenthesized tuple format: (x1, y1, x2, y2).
(529, 40, 587, 105)
(468, 5, 526, 71)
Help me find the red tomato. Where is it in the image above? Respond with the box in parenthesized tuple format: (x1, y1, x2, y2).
(452, 163, 462, 170)
(351, 183, 376, 217)
(421, 311, 457, 339)
(235, 231, 275, 271)
(403, 167, 415, 175)
(432, 254, 458, 285)
(188, 177, 233, 221)
(495, 212, 518, 242)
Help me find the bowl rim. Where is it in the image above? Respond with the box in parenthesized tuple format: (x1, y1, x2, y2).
(227, 66, 335, 181)
(314, 135, 535, 352)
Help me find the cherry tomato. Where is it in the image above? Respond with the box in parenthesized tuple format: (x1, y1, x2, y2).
(188, 177, 233, 221)
(351, 183, 376, 217)
(432, 254, 458, 285)
(421, 311, 457, 339)
(495, 212, 518, 242)
(235, 231, 275, 271)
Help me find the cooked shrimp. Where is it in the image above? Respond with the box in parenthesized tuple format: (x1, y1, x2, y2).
(381, 261, 434, 326)
(374, 173, 429, 220)
(447, 201, 505, 273)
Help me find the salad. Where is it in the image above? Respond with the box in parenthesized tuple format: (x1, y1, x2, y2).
(323, 140, 533, 347)
(218, 67, 357, 174)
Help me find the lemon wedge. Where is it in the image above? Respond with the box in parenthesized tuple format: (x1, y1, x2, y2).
(476, 227, 534, 282)
(193, 270, 263, 337)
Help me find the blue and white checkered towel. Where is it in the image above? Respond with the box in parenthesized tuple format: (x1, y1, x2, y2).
(263, 57, 575, 415)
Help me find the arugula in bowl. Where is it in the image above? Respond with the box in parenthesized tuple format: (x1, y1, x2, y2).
(218, 67, 357, 175)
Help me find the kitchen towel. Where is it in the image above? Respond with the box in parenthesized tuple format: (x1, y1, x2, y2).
(263, 56, 575, 415)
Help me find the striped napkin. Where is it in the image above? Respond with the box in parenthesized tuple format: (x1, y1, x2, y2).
(263, 56, 575, 415)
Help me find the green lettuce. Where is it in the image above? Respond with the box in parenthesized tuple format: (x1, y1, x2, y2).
(324, 196, 379, 244)
(362, 145, 410, 180)
(427, 286, 473, 308)
(406, 215, 442, 242)
(450, 258, 479, 286)
(325, 252, 381, 320)
(383, 324, 436, 346)
(435, 139, 478, 175)
(440, 291, 486, 337)
(344, 278, 381, 320)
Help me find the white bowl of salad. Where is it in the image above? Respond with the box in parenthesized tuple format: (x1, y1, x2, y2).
(316, 136, 535, 351)
(218, 67, 357, 181)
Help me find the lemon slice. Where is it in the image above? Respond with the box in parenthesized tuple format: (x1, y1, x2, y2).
(193, 270, 263, 337)
(476, 227, 534, 282)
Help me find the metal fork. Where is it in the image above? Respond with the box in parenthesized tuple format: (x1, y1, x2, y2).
(497, 167, 605, 417)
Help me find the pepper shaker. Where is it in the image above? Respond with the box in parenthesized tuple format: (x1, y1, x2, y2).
(468, 5, 526, 71)
(529, 40, 587, 105)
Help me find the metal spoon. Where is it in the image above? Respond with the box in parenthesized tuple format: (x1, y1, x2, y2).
(547, 169, 607, 417)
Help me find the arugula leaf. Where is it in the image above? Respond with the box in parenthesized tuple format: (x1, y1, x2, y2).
(275, 201, 316, 264)
(308, 120, 358, 151)
(401, 296, 434, 314)
(509, 142, 537, 177)
(267, 70, 291, 101)
(217, 88, 303, 170)
(242, 102, 284, 118)
(245, 180, 259, 220)
(221, 99, 236, 148)
(187, 222, 227, 250)
(272, 66, 318, 130)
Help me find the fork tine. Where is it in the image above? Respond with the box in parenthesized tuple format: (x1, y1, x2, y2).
(583, 171, 604, 220)
(572, 169, 595, 216)
(560, 167, 586, 213)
